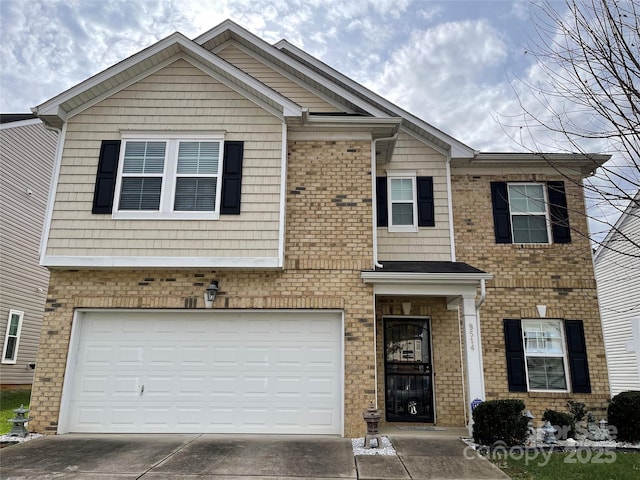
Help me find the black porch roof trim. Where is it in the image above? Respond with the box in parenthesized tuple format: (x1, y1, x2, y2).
(369, 261, 487, 274)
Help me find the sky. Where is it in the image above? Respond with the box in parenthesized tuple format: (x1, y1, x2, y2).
(0, 0, 635, 239)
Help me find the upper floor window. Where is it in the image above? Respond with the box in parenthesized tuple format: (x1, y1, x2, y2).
(507, 183, 551, 243)
(2, 310, 23, 364)
(387, 172, 418, 232)
(113, 134, 223, 220)
(491, 181, 571, 245)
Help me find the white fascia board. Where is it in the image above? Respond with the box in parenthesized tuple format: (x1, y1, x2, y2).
(0, 118, 41, 130)
(361, 271, 493, 284)
(275, 39, 476, 158)
(372, 282, 480, 298)
(214, 39, 355, 114)
(195, 23, 389, 119)
(43, 256, 282, 269)
(33, 32, 301, 122)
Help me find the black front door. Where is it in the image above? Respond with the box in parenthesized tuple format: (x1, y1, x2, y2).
(384, 318, 434, 422)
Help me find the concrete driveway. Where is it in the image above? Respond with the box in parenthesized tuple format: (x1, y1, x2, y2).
(0, 434, 509, 479)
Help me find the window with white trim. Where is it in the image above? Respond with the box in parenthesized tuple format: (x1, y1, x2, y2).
(507, 183, 551, 243)
(522, 319, 568, 391)
(113, 134, 223, 219)
(2, 310, 23, 364)
(387, 172, 418, 232)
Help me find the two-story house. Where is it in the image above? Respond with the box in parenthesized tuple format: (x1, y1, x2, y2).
(0, 114, 57, 388)
(29, 20, 610, 437)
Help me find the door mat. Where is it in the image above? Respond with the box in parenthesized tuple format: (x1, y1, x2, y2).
(395, 426, 448, 431)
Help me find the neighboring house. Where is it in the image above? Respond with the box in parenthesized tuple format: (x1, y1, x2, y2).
(0, 114, 57, 387)
(28, 20, 610, 437)
(594, 191, 640, 396)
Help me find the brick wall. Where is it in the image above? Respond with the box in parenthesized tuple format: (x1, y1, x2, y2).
(452, 174, 610, 419)
(30, 140, 377, 437)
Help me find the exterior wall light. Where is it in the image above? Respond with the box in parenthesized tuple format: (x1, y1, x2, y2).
(204, 281, 219, 308)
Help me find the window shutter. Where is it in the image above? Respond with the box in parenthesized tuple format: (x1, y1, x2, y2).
(547, 181, 571, 244)
(503, 319, 527, 392)
(565, 320, 591, 393)
(417, 176, 435, 227)
(376, 177, 388, 227)
(491, 182, 512, 243)
(92, 140, 121, 214)
(220, 141, 244, 215)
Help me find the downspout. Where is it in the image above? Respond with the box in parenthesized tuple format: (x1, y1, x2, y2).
(371, 134, 397, 269)
(445, 151, 456, 262)
(37, 121, 66, 265)
(370, 133, 397, 410)
(474, 278, 487, 406)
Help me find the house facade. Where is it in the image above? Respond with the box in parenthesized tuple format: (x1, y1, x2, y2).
(594, 191, 640, 396)
(29, 20, 610, 437)
(0, 114, 57, 387)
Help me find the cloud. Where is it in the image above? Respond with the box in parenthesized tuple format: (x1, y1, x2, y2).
(364, 19, 521, 150)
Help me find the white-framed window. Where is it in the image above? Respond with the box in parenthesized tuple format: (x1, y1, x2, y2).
(113, 133, 224, 220)
(507, 183, 551, 244)
(387, 171, 418, 232)
(2, 310, 24, 364)
(522, 319, 569, 391)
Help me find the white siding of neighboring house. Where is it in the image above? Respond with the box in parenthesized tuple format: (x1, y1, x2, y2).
(377, 131, 452, 261)
(44, 59, 283, 261)
(594, 195, 640, 396)
(0, 120, 57, 384)
(215, 44, 343, 113)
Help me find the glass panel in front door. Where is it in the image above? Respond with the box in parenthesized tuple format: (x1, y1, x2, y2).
(384, 319, 434, 422)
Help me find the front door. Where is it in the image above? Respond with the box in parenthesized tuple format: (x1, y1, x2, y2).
(384, 318, 434, 422)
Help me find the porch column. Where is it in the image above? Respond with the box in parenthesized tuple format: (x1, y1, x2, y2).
(461, 295, 485, 433)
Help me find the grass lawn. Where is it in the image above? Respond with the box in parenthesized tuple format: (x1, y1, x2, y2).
(492, 450, 640, 480)
(0, 389, 31, 435)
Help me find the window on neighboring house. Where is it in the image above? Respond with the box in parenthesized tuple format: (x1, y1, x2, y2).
(92, 136, 244, 218)
(2, 310, 23, 364)
(491, 181, 571, 244)
(504, 318, 591, 393)
(389, 175, 417, 231)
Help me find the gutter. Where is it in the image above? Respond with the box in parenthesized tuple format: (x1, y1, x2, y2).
(371, 134, 398, 269)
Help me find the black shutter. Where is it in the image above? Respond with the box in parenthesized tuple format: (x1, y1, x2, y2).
(565, 320, 592, 393)
(376, 177, 388, 227)
(504, 319, 527, 392)
(548, 181, 571, 243)
(491, 182, 512, 244)
(220, 141, 244, 215)
(92, 140, 121, 214)
(417, 176, 435, 227)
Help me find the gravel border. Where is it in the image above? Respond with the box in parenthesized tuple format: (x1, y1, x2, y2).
(352, 436, 397, 455)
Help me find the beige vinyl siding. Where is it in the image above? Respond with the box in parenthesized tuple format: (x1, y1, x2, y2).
(595, 202, 640, 396)
(217, 44, 343, 113)
(0, 121, 56, 384)
(377, 132, 452, 261)
(45, 59, 282, 259)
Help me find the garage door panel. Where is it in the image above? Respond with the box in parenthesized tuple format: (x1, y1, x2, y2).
(66, 310, 342, 434)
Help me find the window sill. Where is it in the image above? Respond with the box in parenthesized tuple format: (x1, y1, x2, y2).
(113, 211, 220, 220)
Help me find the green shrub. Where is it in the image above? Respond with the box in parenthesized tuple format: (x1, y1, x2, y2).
(472, 399, 529, 446)
(542, 409, 575, 439)
(608, 390, 640, 443)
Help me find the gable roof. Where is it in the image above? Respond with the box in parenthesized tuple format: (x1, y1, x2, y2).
(32, 31, 303, 129)
(593, 189, 640, 262)
(196, 20, 475, 158)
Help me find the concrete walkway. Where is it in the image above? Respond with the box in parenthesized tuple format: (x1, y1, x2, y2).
(0, 433, 509, 479)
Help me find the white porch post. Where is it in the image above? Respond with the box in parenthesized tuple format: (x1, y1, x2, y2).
(461, 295, 485, 434)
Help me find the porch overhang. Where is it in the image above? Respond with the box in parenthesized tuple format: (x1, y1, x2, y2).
(361, 261, 492, 296)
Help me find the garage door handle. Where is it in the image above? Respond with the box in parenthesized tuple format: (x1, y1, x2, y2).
(140, 385, 144, 395)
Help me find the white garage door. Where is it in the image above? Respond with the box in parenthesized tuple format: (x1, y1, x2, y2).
(63, 310, 342, 434)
